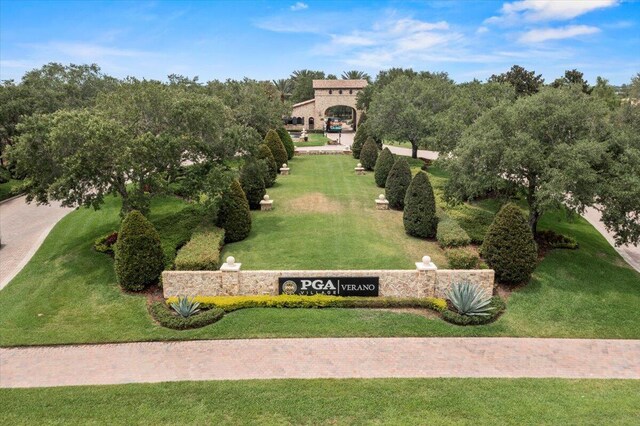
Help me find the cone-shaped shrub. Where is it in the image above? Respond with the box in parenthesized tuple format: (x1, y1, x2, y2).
(276, 127, 295, 160)
(257, 144, 277, 188)
(240, 160, 266, 210)
(403, 172, 438, 238)
(264, 129, 288, 168)
(480, 203, 538, 284)
(217, 179, 252, 243)
(114, 210, 164, 292)
(352, 121, 369, 159)
(385, 157, 412, 210)
(359, 137, 379, 171)
(374, 147, 395, 187)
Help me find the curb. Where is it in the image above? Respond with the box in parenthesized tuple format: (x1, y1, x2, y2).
(0, 193, 25, 205)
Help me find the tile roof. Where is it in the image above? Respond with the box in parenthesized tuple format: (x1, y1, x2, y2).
(312, 79, 368, 89)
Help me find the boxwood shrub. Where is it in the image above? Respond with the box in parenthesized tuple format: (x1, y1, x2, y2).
(264, 129, 288, 168)
(445, 247, 482, 269)
(437, 215, 471, 248)
(385, 157, 412, 210)
(442, 296, 505, 326)
(257, 144, 278, 188)
(240, 160, 266, 210)
(359, 137, 379, 171)
(536, 229, 578, 250)
(403, 171, 438, 238)
(149, 302, 224, 330)
(217, 179, 252, 243)
(276, 127, 295, 160)
(174, 226, 225, 271)
(374, 147, 394, 188)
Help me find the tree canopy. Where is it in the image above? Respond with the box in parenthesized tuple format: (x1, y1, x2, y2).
(489, 65, 544, 97)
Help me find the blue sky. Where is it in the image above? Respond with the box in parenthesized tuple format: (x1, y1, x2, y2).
(1, 0, 638, 84)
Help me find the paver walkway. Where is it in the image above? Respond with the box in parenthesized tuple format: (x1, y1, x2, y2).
(0, 196, 72, 290)
(2, 337, 638, 388)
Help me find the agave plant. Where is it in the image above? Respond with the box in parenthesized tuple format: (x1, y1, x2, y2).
(170, 296, 201, 318)
(445, 282, 493, 316)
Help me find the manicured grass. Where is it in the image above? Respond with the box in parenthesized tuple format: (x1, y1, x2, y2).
(2, 379, 638, 424)
(221, 155, 446, 269)
(0, 155, 639, 346)
(0, 179, 22, 201)
(294, 132, 329, 146)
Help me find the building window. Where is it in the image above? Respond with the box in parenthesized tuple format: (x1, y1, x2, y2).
(339, 89, 343, 94)
(349, 89, 353, 94)
(329, 89, 332, 94)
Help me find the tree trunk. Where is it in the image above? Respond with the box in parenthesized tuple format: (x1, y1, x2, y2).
(529, 209, 540, 235)
(411, 142, 418, 159)
(526, 176, 539, 235)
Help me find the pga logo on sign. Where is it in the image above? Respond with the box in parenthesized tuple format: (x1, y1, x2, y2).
(278, 277, 379, 297)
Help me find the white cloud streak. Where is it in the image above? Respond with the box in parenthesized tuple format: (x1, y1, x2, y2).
(519, 25, 601, 43)
(290, 2, 308, 11)
(487, 0, 618, 24)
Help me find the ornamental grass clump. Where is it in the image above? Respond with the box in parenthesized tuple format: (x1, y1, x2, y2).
(403, 171, 438, 238)
(385, 157, 412, 210)
(276, 127, 295, 160)
(170, 296, 201, 318)
(446, 282, 493, 316)
(480, 203, 538, 284)
(114, 210, 164, 292)
(374, 147, 394, 188)
(217, 179, 252, 243)
(359, 137, 379, 171)
(264, 129, 288, 167)
(257, 144, 278, 188)
(240, 160, 266, 210)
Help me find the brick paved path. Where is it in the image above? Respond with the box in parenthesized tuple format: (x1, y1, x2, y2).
(0, 196, 72, 289)
(2, 338, 638, 388)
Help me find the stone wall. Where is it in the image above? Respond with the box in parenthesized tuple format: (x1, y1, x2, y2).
(162, 269, 494, 299)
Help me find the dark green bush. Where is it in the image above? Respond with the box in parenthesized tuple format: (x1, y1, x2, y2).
(442, 296, 505, 326)
(351, 121, 369, 159)
(217, 180, 252, 243)
(437, 215, 471, 248)
(445, 247, 481, 269)
(264, 129, 288, 168)
(359, 137, 379, 171)
(374, 147, 394, 188)
(149, 302, 224, 330)
(0, 167, 11, 184)
(276, 127, 295, 160)
(257, 144, 278, 188)
(385, 157, 412, 210)
(480, 203, 538, 284)
(448, 206, 495, 244)
(114, 210, 165, 292)
(94, 231, 118, 255)
(174, 226, 225, 270)
(153, 206, 204, 268)
(536, 229, 579, 250)
(240, 160, 266, 210)
(403, 171, 438, 238)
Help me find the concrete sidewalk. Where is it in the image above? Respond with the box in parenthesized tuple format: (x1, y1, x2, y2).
(2, 337, 638, 388)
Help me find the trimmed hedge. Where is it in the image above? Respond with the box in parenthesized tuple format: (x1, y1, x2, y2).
(385, 157, 412, 210)
(264, 129, 288, 168)
(403, 171, 438, 238)
(436, 215, 471, 248)
(149, 302, 224, 330)
(447, 206, 495, 244)
(217, 179, 252, 243)
(537, 229, 578, 250)
(94, 231, 118, 255)
(276, 127, 295, 160)
(359, 137, 379, 171)
(166, 294, 448, 313)
(481, 203, 538, 284)
(374, 147, 394, 188)
(351, 121, 368, 159)
(442, 296, 505, 326)
(114, 211, 165, 292)
(445, 247, 482, 269)
(174, 226, 225, 271)
(240, 160, 266, 210)
(257, 144, 278, 188)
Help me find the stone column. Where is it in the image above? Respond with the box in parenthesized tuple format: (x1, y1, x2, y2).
(220, 256, 241, 295)
(416, 255, 438, 297)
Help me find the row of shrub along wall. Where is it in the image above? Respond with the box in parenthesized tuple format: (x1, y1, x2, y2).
(162, 269, 494, 299)
(294, 150, 352, 156)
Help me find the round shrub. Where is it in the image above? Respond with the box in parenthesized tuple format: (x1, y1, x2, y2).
(385, 157, 412, 210)
(374, 147, 394, 188)
(403, 171, 438, 238)
(114, 210, 164, 292)
(480, 203, 538, 284)
(276, 127, 295, 160)
(264, 129, 288, 168)
(217, 179, 252, 243)
(257, 144, 278, 188)
(240, 160, 266, 210)
(359, 137, 379, 171)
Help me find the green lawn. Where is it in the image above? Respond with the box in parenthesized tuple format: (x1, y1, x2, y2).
(0, 179, 22, 201)
(0, 155, 639, 346)
(294, 133, 329, 147)
(2, 379, 638, 424)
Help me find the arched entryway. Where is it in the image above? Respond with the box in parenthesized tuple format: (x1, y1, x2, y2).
(324, 105, 357, 132)
(308, 117, 315, 130)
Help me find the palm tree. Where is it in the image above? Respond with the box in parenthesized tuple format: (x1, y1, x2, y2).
(341, 70, 371, 82)
(272, 79, 293, 102)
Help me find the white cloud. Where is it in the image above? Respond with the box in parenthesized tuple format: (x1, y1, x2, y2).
(476, 26, 489, 34)
(487, 0, 618, 24)
(330, 34, 376, 46)
(290, 2, 308, 11)
(519, 25, 601, 43)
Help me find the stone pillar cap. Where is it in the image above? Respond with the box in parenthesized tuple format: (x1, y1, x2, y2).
(220, 256, 241, 271)
(416, 255, 437, 271)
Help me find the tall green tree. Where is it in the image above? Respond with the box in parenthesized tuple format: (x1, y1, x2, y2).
(443, 87, 627, 237)
(368, 75, 455, 158)
(264, 129, 288, 167)
(489, 65, 544, 97)
(591, 77, 620, 110)
(272, 78, 293, 103)
(240, 160, 266, 210)
(290, 70, 325, 104)
(341, 70, 371, 82)
(552, 69, 591, 94)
